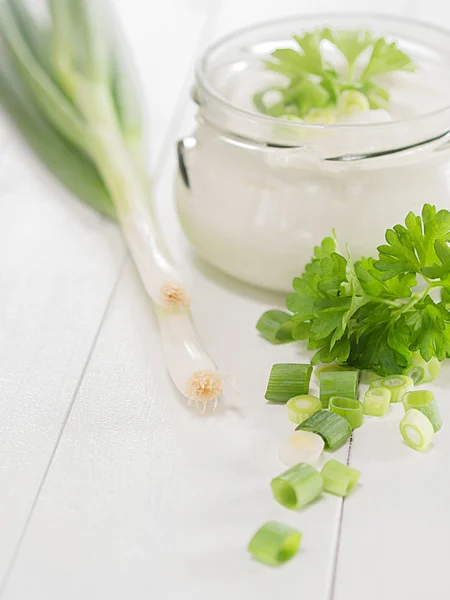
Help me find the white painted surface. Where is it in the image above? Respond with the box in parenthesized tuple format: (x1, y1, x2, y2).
(1, 0, 449, 599)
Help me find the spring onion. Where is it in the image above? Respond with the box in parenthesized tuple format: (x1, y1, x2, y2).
(402, 390, 442, 433)
(319, 370, 359, 408)
(256, 310, 293, 344)
(271, 463, 323, 510)
(265, 364, 312, 404)
(278, 431, 325, 467)
(0, 0, 225, 410)
(329, 397, 363, 429)
(406, 353, 441, 384)
(296, 410, 352, 452)
(321, 460, 360, 497)
(337, 90, 370, 115)
(370, 375, 413, 403)
(248, 521, 302, 566)
(286, 395, 321, 424)
(362, 387, 391, 417)
(303, 108, 337, 124)
(400, 409, 434, 452)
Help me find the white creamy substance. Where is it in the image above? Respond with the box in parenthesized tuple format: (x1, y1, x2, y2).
(176, 49, 450, 292)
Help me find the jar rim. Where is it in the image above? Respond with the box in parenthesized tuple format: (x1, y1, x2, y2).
(195, 12, 450, 133)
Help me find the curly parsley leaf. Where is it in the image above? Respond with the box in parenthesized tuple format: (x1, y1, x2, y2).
(255, 28, 416, 120)
(322, 28, 373, 71)
(376, 204, 450, 279)
(259, 204, 450, 376)
(362, 37, 416, 80)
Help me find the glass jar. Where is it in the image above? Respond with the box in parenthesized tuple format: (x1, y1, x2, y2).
(176, 14, 450, 292)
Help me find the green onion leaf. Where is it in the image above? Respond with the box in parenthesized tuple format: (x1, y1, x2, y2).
(319, 369, 359, 408)
(402, 390, 442, 432)
(256, 310, 294, 344)
(0, 1, 86, 150)
(271, 463, 323, 510)
(400, 409, 434, 452)
(321, 460, 360, 497)
(329, 396, 363, 429)
(248, 521, 302, 566)
(296, 410, 352, 452)
(370, 375, 413, 403)
(0, 64, 115, 220)
(265, 364, 312, 403)
(286, 395, 321, 424)
(362, 387, 391, 417)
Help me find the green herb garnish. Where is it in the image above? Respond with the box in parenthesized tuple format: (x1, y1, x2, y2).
(258, 204, 450, 377)
(254, 28, 415, 119)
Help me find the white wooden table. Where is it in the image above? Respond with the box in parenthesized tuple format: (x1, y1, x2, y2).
(1, 1, 450, 598)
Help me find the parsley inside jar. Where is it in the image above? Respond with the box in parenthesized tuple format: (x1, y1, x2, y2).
(176, 15, 450, 292)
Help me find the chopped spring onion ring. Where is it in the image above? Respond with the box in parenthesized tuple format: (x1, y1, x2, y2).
(370, 375, 413, 403)
(362, 387, 391, 417)
(319, 370, 359, 408)
(304, 108, 337, 124)
(321, 460, 360, 497)
(329, 396, 363, 429)
(315, 364, 355, 375)
(406, 353, 441, 384)
(286, 395, 322, 424)
(278, 431, 325, 467)
(271, 463, 323, 510)
(400, 409, 434, 452)
(360, 371, 379, 385)
(296, 410, 352, 452)
(337, 90, 370, 114)
(402, 390, 442, 432)
(248, 521, 302, 566)
(265, 364, 312, 404)
(256, 310, 293, 344)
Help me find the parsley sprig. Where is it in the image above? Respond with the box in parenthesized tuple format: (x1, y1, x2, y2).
(254, 28, 415, 119)
(274, 205, 450, 376)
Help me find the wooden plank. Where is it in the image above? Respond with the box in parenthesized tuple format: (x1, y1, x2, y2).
(2, 0, 415, 598)
(0, 0, 211, 585)
(1, 135, 349, 598)
(333, 371, 450, 600)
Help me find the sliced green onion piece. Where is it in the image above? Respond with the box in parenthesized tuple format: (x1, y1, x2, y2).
(406, 353, 441, 384)
(296, 410, 352, 452)
(337, 90, 370, 115)
(286, 395, 321, 424)
(278, 431, 325, 467)
(265, 364, 312, 404)
(271, 463, 323, 509)
(370, 375, 413, 403)
(319, 370, 359, 408)
(321, 460, 360, 497)
(400, 409, 434, 452)
(304, 108, 336, 124)
(329, 396, 363, 429)
(315, 364, 353, 374)
(360, 370, 379, 385)
(362, 387, 391, 417)
(248, 521, 302, 566)
(256, 310, 294, 344)
(281, 114, 304, 122)
(402, 390, 442, 432)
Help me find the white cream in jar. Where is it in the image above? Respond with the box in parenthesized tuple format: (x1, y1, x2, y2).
(176, 15, 450, 292)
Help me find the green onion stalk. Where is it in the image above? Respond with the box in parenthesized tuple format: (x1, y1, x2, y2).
(0, 0, 223, 410)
